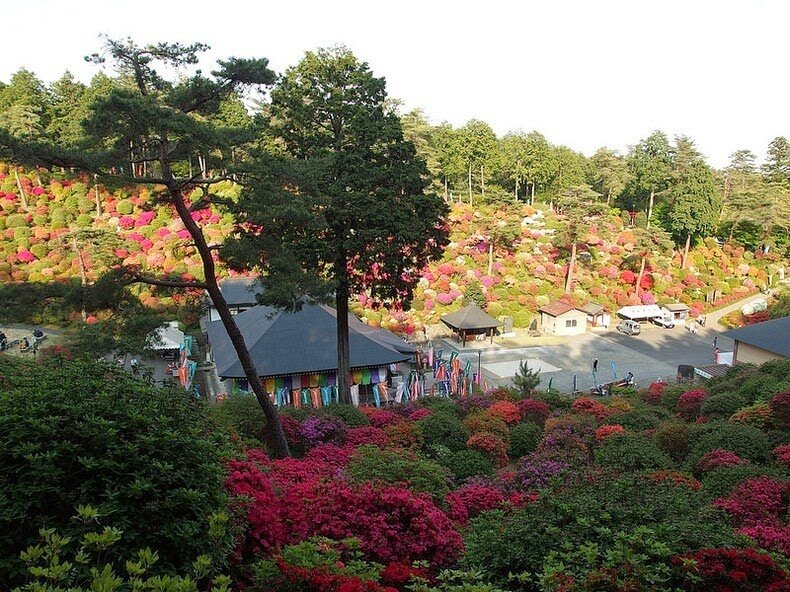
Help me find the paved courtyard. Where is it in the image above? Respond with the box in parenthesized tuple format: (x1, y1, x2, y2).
(440, 320, 733, 394)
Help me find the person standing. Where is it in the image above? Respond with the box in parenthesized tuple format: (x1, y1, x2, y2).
(712, 336, 718, 349)
(592, 358, 599, 373)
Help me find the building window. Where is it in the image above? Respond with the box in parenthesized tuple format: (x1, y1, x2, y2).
(565, 319, 577, 328)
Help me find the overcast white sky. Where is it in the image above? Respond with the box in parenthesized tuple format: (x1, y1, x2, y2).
(3, 0, 788, 168)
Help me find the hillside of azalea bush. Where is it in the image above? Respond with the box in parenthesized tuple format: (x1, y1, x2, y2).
(3, 354, 789, 590)
(1, 164, 785, 333)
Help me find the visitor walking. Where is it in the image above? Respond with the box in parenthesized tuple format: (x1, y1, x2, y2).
(592, 358, 599, 373)
(712, 336, 718, 349)
(130, 357, 140, 376)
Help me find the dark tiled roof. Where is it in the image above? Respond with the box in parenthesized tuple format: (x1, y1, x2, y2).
(721, 316, 790, 358)
(440, 303, 502, 330)
(217, 277, 264, 307)
(539, 301, 576, 317)
(207, 304, 411, 379)
(695, 364, 731, 379)
(663, 303, 690, 312)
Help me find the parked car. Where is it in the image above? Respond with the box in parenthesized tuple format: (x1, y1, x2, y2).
(616, 319, 641, 335)
(651, 316, 675, 329)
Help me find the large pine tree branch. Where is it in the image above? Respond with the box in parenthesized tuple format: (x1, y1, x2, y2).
(122, 268, 207, 289)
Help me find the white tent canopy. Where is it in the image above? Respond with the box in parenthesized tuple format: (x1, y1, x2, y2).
(147, 321, 185, 350)
(616, 305, 665, 320)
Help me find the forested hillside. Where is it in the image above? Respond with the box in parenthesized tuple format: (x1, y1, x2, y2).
(0, 59, 788, 335)
(0, 163, 783, 333)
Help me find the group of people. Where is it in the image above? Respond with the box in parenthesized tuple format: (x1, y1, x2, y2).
(0, 328, 44, 353)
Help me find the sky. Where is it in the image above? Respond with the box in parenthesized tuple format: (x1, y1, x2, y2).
(3, 0, 788, 169)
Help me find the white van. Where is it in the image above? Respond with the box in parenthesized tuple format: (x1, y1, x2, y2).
(616, 319, 641, 335)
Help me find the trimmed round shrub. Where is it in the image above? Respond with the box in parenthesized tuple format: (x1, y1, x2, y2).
(769, 391, 790, 430)
(676, 388, 708, 421)
(300, 415, 347, 449)
(418, 412, 470, 452)
(464, 410, 509, 441)
(508, 422, 542, 459)
(609, 405, 671, 432)
(518, 398, 551, 426)
(700, 464, 788, 499)
(345, 426, 390, 448)
(438, 449, 494, 482)
(655, 421, 690, 463)
(116, 198, 134, 214)
(595, 424, 626, 442)
(346, 446, 450, 501)
(0, 358, 232, 587)
(696, 449, 748, 474)
(686, 421, 772, 469)
(488, 400, 521, 424)
(318, 403, 370, 427)
(467, 432, 509, 468)
(730, 402, 772, 429)
(209, 390, 267, 445)
(594, 434, 672, 472)
(701, 391, 752, 420)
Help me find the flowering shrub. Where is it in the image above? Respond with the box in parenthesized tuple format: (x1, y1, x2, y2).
(594, 434, 672, 473)
(346, 426, 390, 448)
(676, 389, 708, 421)
(644, 381, 668, 405)
(417, 413, 470, 452)
(672, 548, 789, 591)
(488, 401, 521, 425)
(594, 424, 626, 442)
(279, 414, 305, 451)
(714, 477, 790, 554)
(517, 454, 570, 489)
(407, 408, 431, 421)
(729, 402, 772, 429)
(646, 470, 701, 490)
(769, 391, 790, 430)
(383, 422, 424, 450)
(458, 394, 495, 414)
(463, 411, 509, 441)
(696, 449, 748, 474)
(518, 398, 551, 426)
(300, 415, 348, 449)
(347, 445, 450, 500)
(772, 444, 790, 467)
(571, 397, 611, 421)
(466, 432, 509, 468)
(507, 422, 542, 459)
(359, 407, 403, 428)
(445, 483, 507, 524)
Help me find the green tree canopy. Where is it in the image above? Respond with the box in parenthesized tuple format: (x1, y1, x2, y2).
(224, 46, 449, 403)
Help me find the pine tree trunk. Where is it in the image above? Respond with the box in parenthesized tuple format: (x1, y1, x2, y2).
(531, 182, 535, 205)
(488, 242, 494, 276)
(72, 235, 88, 321)
(335, 269, 352, 405)
(565, 241, 577, 294)
(468, 163, 473, 205)
(635, 255, 646, 296)
(167, 173, 290, 458)
(607, 188, 612, 206)
(480, 164, 485, 199)
(514, 175, 519, 202)
(647, 188, 655, 229)
(444, 176, 448, 201)
(93, 174, 102, 218)
(13, 169, 27, 209)
(728, 219, 737, 242)
(682, 234, 691, 269)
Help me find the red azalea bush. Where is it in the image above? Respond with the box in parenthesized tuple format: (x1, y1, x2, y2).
(676, 389, 708, 421)
(407, 408, 431, 421)
(519, 398, 551, 426)
(229, 452, 463, 568)
(463, 411, 509, 441)
(571, 397, 611, 421)
(672, 548, 789, 591)
(488, 401, 521, 425)
(445, 483, 507, 524)
(714, 477, 790, 553)
(267, 561, 399, 592)
(359, 407, 403, 428)
(346, 426, 391, 448)
(644, 381, 668, 405)
(773, 444, 790, 467)
(769, 391, 790, 430)
(466, 432, 509, 468)
(594, 424, 626, 442)
(696, 449, 748, 473)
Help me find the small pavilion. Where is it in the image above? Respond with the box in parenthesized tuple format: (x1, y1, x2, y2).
(440, 303, 502, 346)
